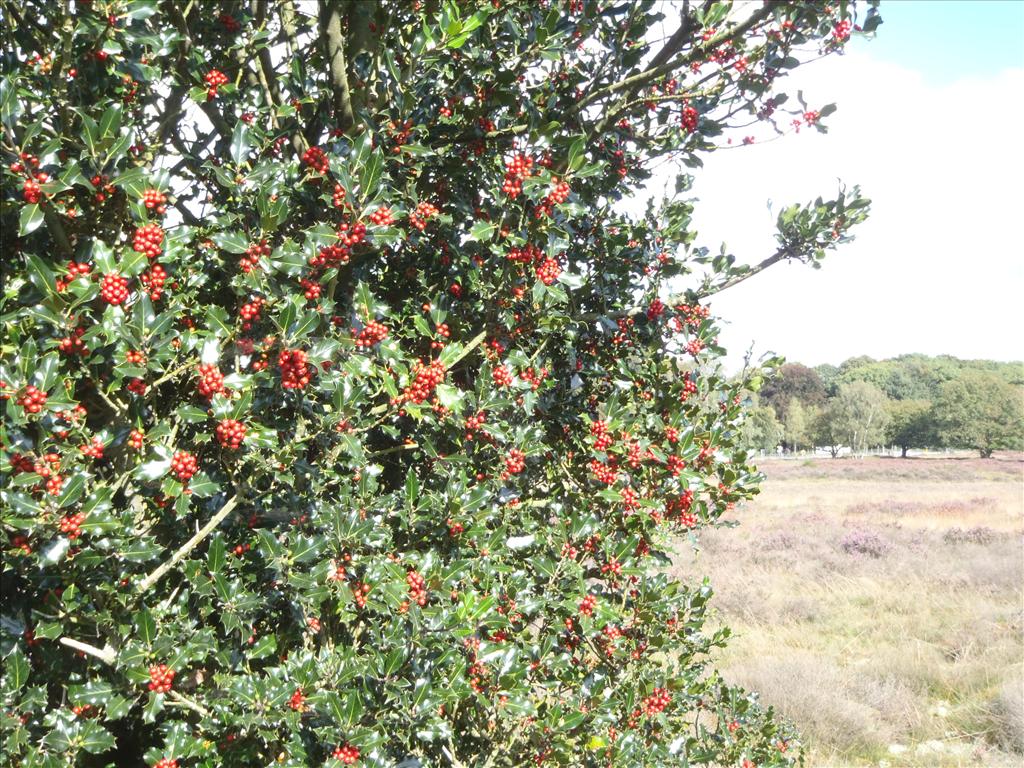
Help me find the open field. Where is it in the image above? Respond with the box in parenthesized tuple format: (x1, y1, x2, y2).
(674, 454, 1024, 767)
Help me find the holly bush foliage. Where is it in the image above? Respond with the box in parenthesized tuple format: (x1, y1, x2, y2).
(0, 1, 878, 766)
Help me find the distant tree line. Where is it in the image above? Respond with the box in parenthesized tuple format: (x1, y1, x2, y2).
(741, 355, 1024, 457)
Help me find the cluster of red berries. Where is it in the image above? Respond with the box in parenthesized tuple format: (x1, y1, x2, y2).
(140, 264, 167, 300)
(58, 327, 88, 356)
(332, 744, 360, 764)
(204, 69, 228, 99)
(17, 385, 47, 413)
(100, 273, 130, 305)
(521, 366, 548, 392)
(504, 448, 526, 477)
(601, 558, 623, 579)
(170, 451, 198, 482)
(215, 419, 246, 449)
(679, 374, 698, 402)
(196, 363, 226, 400)
(352, 582, 371, 609)
(126, 349, 145, 364)
(287, 688, 305, 711)
(832, 19, 853, 42)
(330, 183, 348, 209)
(80, 436, 104, 460)
(590, 420, 614, 450)
(674, 302, 709, 329)
(309, 228, 366, 270)
(22, 177, 41, 203)
(681, 105, 699, 134)
(147, 664, 175, 693)
(647, 298, 665, 320)
(666, 455, 686, 476)
(431, 322, 451, 351)
(354, 320, 388, 349)
(492, 364, 513, 388)
(133, 223, 164, 259)
(643, 687, 672, 716)
(588, 459, 618, 485)
(502, 152, 534, 198)
(536, 256, 561, 285)
(464, 411, 486, 440)
(685, 338, 705, 356)
(217, 10, 241, 32)
(89, 173, 115, 203)
(239, 297, 264, 329)
(405, 570, 428, 607)
(141, 188, 167, 215)
(279, 349, 311, 390)
(128, 429, 145, 450)
(408, 201, 439, 231)
(241, 240, 270, 273)
(300, 277, 322, 301)
(56, 261, 92, 291)
(152, 759, 178, 768)
(507, 243, 542, 264)
(9, 151, 40, 174)
(45, 474, 65, 496)
(302, 146, 329, 174)
(369, 206, 393, 226)
(59, 512, 87, 540)
(395, 359, 446, 405)
(664, 489, 696, 527)
(579, 594, 597, 617)
(127, 378, 147, 396)
(535, 179, 570, 218)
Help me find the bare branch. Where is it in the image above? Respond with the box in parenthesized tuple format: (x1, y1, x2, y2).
(59, 636, 117, 665)
(136, 494, 240, 594)
(646, 0, 693, 71)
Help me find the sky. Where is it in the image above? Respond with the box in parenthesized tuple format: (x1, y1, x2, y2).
(663, 0, 1024, 370)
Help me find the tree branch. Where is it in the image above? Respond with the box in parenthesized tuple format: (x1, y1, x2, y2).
(318, 0, 356, 132)
(59, 636, 117, 665)
(698, 246, 795, 297)
(576, 5, 772, 114)
(646, 0, 693, 71)
(346, 0, 378, 117)
(136, 494, 240, 594)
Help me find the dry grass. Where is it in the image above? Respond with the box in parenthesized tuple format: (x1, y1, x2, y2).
(673, 453, 1024, 767)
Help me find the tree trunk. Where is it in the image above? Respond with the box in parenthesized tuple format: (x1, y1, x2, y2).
(901, 445, 908, 458)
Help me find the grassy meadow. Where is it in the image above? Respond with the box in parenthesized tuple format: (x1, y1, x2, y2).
(674, 453, 1024, 767)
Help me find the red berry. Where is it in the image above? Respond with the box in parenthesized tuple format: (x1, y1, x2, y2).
(332, 744, 360, 764)
(302, 146, 329, 174)
(169, 451, 198, 482)
(100, 273, 130, 305)
(215, 419, 247, 449)
(279, 349, 311, 390)
(146, 664, 175, 694)
(132, 223, 164, 259)
(196, 363, 226, 400)
(16, 385, 47, 414)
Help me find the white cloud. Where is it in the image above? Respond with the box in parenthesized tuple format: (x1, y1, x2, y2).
(671, 51, 1024, 369)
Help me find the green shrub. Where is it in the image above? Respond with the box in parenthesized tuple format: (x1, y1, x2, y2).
(1, 1, 876, 765)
